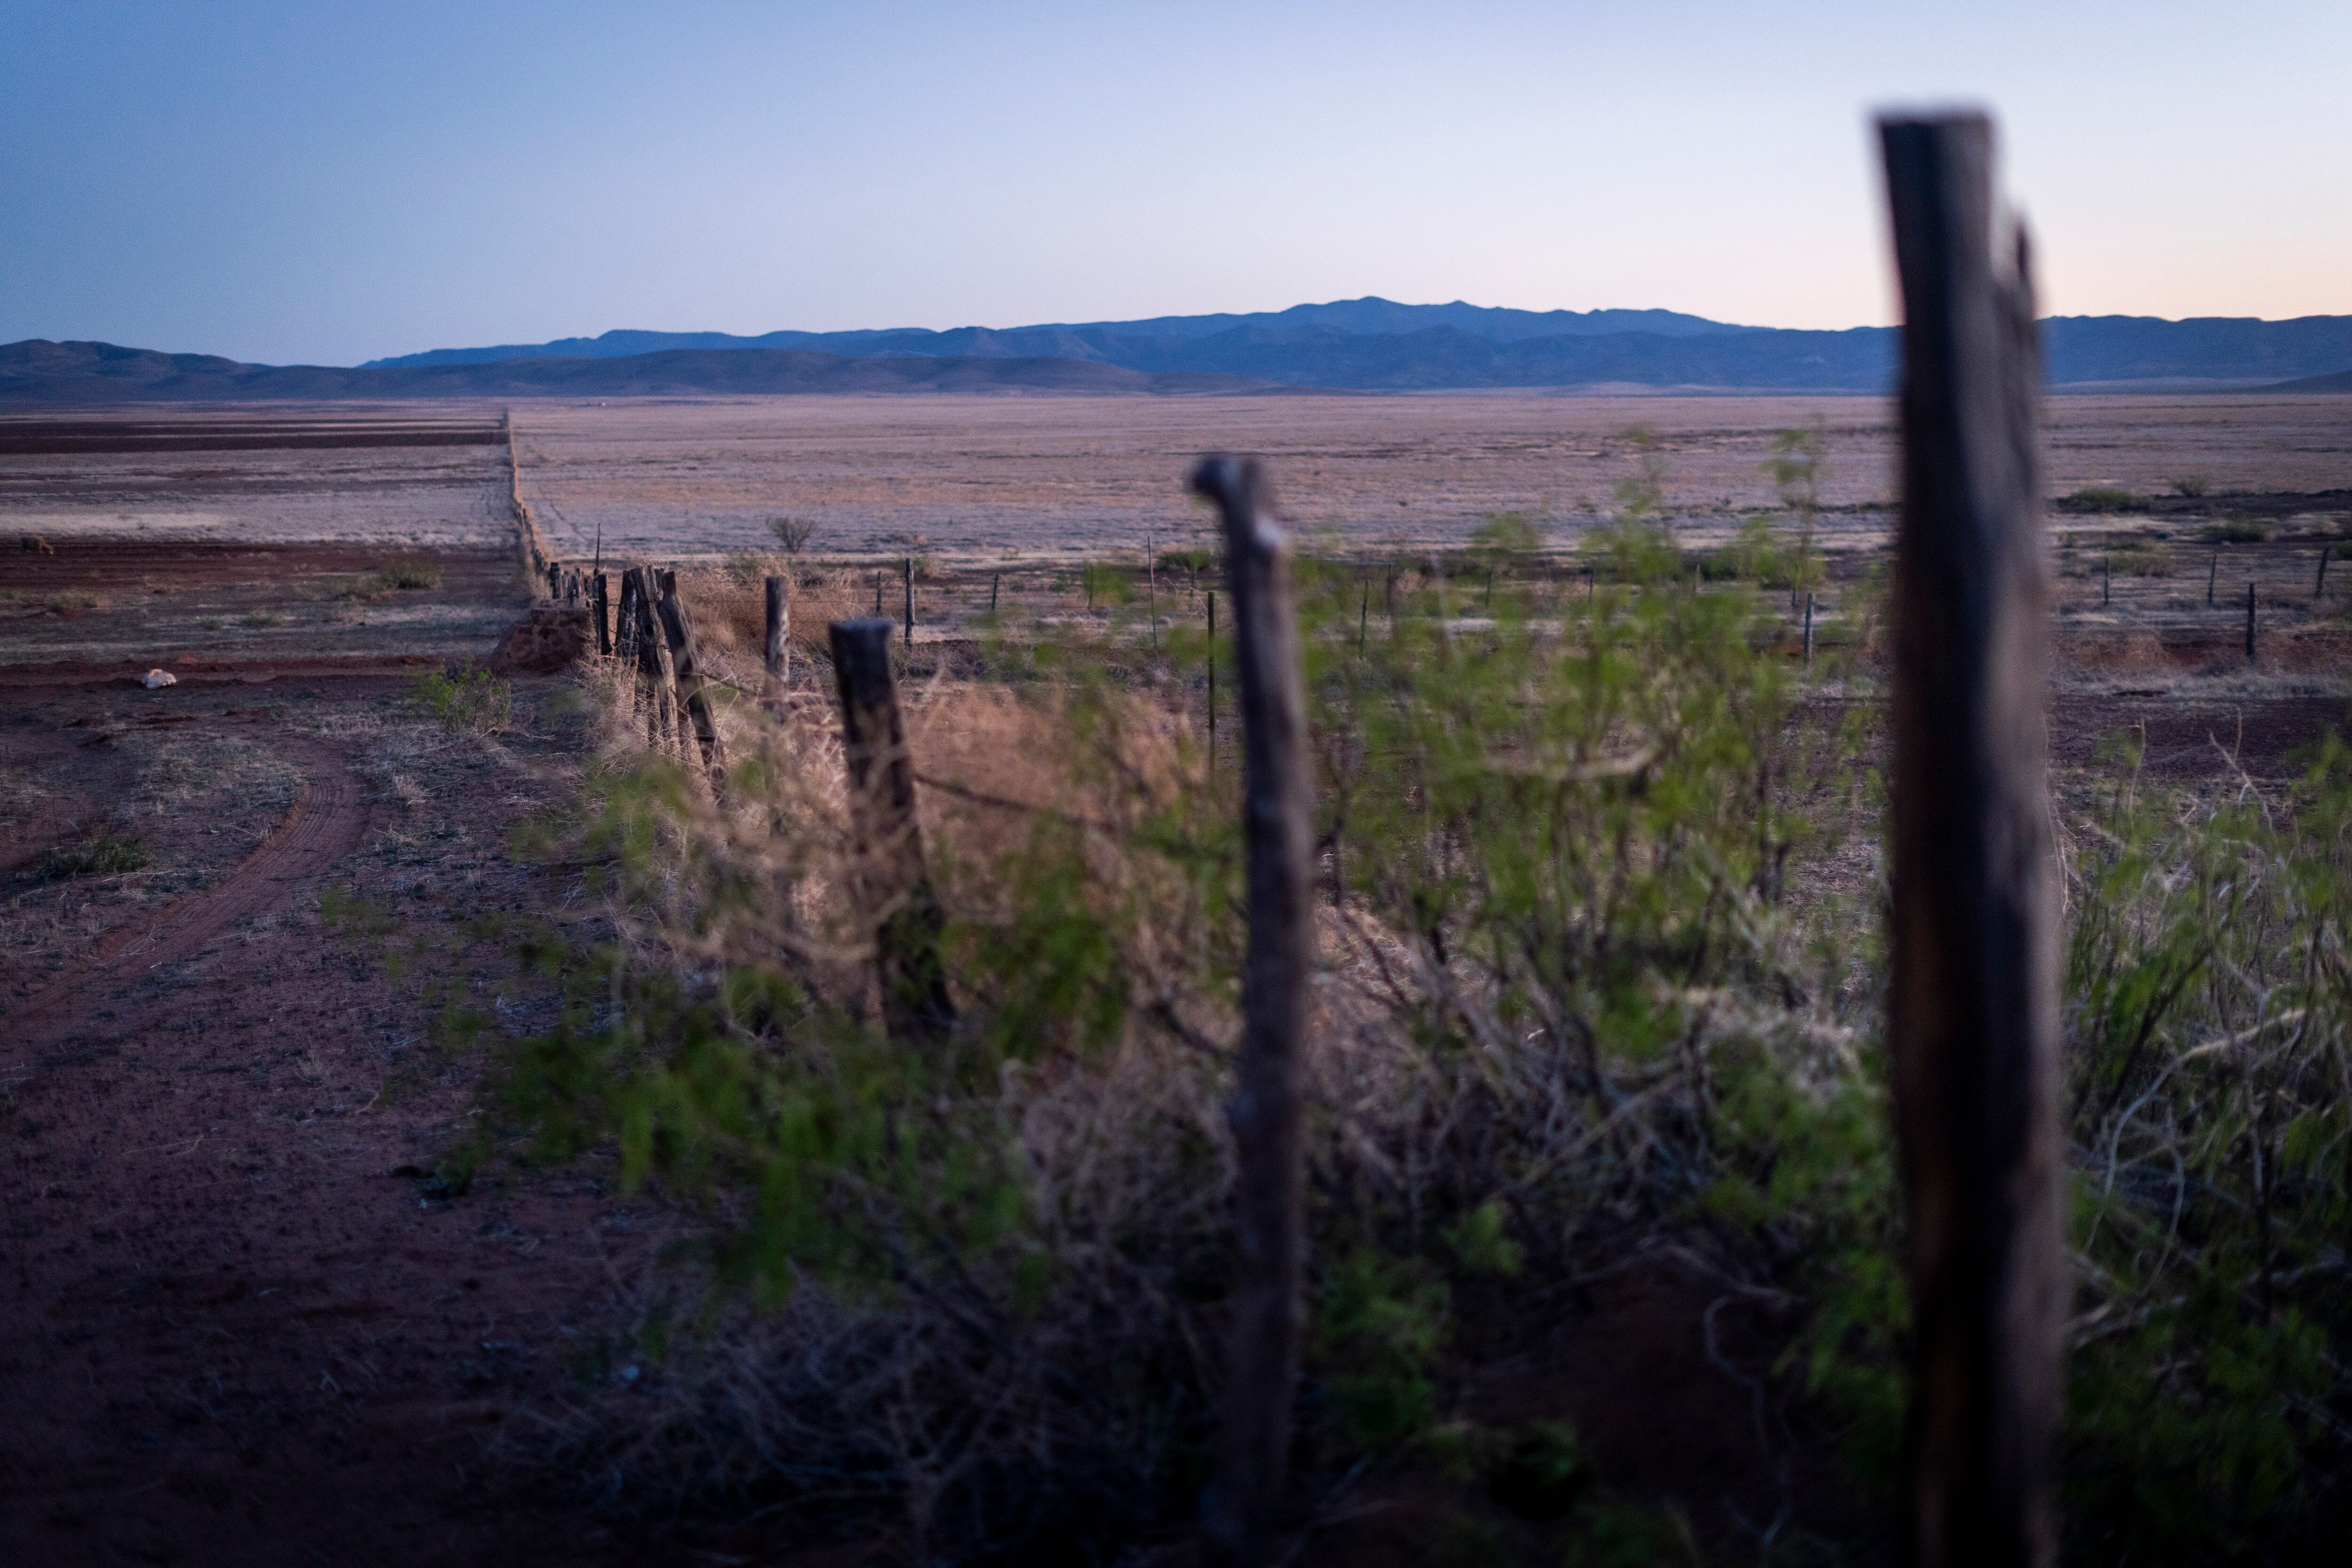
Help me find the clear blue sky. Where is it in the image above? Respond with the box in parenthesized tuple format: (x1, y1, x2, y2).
(4, 0, 2344, 366)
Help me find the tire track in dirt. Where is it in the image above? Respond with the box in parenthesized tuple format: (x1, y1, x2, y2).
(3, 736, 369, 1048)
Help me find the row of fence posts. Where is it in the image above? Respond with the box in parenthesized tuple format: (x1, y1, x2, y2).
(513, 112, 2059, 1567)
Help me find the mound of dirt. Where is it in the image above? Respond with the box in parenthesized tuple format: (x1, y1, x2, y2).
(489, 602, 591, 674)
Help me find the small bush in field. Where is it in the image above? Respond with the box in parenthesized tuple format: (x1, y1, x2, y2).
(2201, 517, 2273, 543)
(2108, 541, 2174, 576)
(2066, 485, 2137, 512)
(766, 515, 820, 553)
(38, 835, 150, 879)
(1077, 560, 1130, 606)
(2168, 474, 2212, 498)
(410, 666, 510, 733)
(380, 558, 440, 589)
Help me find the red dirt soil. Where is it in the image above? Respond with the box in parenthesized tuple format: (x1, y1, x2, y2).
(0, 675, 675, 1567)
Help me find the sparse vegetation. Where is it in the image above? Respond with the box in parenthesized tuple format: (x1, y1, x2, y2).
(410, 665, 512, 733)
(2107, 541, 2175, 576)
(2066, 485, 2139, 513)
(401, 440, 2352, 1564)
(380, 558, 441, 589)
(2203, 517, 2275, 543)
(2169, 474, 2213, 498)
(35, 834, 151, 879)
(766, 516, 821, 554)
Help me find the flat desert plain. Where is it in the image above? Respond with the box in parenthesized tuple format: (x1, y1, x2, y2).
(8, 391, 2350, 564)
(498, 390, 2352, 562)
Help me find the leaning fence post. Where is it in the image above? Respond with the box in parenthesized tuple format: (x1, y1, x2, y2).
(1880, 111, 2063, 1568)
(764, 574, 790, 701)
(1190, 457, 1312, 1565)
(628, 567, 681, 754)
(656, 576, 730, 796)
(2317, 547, 2330, 600)
(830, 618, 955, 1041)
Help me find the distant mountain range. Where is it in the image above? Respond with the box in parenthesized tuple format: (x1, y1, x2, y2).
(353, 298, 2352, 391)
(360, 300, 1742, 367)
(0, 339, 1272, 404)
(4, 297, 2349, 402)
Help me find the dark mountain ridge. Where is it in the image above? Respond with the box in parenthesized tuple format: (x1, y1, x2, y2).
(0, 341, 1273, 404)
(7, 307, 2350, 404)
(360, 298, 1743, 369)
(348, 298, 2352, 391)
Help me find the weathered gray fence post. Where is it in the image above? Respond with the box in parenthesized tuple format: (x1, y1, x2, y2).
(615, 569, 642, 708)
(764, 574, 789, 702)
(592, 571, 611, 657)
(656, 575, 730, 796)
(627, 567, 681, 754)
(830, 617, 955, 1041)
(1191, 457, 1312, 1565)
(1880, 110, 2063, 1568)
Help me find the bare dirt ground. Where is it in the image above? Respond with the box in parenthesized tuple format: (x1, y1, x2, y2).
(0, 394, 2346, 1565)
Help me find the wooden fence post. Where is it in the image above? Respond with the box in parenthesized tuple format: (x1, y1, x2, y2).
(615, 570, 642, 708)
(902, 556, 914, 648)
(2209, 548, 2219, 606)
(990, 571, 1001, 617)
(656, 575, 730, 795)
(627, 567, 681, 754)
(764, 574, 789, 700)
(2246, 580, 2258, 660)
(1880, 111, 2063, 1568)
(593, 571, 611, 657)
(2317, 547, 2330, 600)
(829, 618, 955, 1042)
(1206, 589, 1217, 772)
(1191, 457, 1312, 1565)
(1803, 590, 1815, 667)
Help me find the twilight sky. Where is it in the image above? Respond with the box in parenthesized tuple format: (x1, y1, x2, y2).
(4, 0, 2345, 366)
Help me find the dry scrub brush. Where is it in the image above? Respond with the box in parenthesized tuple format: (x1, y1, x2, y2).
(455, 528, 2351, 1563)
